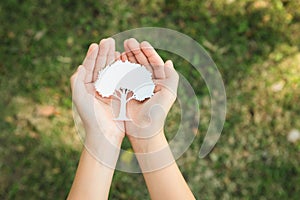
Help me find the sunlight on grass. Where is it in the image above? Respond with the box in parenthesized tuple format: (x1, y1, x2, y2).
(0, 0, 299, 199)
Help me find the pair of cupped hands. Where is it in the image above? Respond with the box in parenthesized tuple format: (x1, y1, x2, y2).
(71, 38, 179, 150)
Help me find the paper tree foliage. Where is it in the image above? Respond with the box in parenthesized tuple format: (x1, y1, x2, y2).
(95, 60, 155, 121)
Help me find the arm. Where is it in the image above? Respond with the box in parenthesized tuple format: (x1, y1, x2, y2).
(67, 139, 121, 200)
(68, 38, 124, 200)
(123, 38, 195, 199)
(130, 132, 195, 200)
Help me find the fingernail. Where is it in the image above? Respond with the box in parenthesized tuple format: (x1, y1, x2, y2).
(166, 60, 173, 64)
(88, 43, 98, 54)
(78, 65, 85, 73)
(142, 41, 150, 46)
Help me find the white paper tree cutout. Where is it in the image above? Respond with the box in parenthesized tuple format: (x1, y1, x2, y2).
(94, 60, 155, 121)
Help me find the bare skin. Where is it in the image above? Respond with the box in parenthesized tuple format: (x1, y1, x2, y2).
(68, 38, 124, 200)
(68, 38, 195, 200)
(123, 38, 195, 200)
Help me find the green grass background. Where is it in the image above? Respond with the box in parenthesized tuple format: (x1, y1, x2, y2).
(0, 0, 300, 199)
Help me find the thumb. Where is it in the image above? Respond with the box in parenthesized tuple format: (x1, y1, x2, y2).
(155, 60, 178, 96)
(165, 60, 173, 68)
(71, 65, 87, 94)
(164, 60, 178, 81)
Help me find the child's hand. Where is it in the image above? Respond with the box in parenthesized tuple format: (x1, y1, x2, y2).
(121, 38, 179, 150)
(70, 38, 125, 147)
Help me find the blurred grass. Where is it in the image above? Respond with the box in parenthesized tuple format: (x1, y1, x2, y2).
(0, 0, 300, 199)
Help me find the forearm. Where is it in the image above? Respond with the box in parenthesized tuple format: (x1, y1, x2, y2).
(68, 131, 123, 200)
(143, 162, 195, 200)
(129, 132, 195, 200)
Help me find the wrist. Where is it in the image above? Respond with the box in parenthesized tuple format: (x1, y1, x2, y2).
(128, 131, 168, 153)
(83, 129, 123, 169)
(85, 126, 124, 147)
(128, 131, 176, 172)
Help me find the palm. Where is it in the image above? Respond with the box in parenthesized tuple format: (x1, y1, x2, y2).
(96, 91, 125, 133)
(121, 39, 178, 138)
(71, 38, 125, 142)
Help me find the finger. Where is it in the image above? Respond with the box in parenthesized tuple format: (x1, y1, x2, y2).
(151, 61, 178, 111)
(124, 39, 137, 63)
(154, 60, 178, 91)
(140, 41, 165, 79)
(165, 60, 178, 81)
(163, 60, 179, 93)
(93, 39, 109, 81)
(127, 38, 150, 66)
(121, 52, 128, 61)
(115, 51, 121, 60)
(106, 37, 115, 66)
(82, 43, 99, 83)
